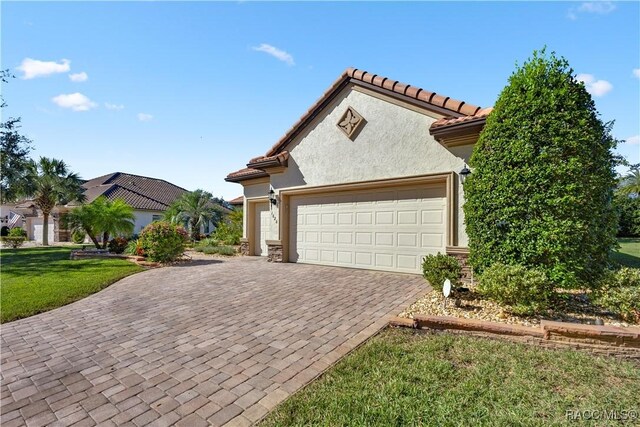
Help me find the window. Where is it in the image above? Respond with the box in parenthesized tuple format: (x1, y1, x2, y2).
(152, 215, 162, 222)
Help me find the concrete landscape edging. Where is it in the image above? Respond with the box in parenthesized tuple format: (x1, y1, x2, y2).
(389, 315, 640, 360)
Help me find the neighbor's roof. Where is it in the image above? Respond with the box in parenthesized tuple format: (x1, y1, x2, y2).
(228, 196, 244, 206)
(82, 172, 187, 211)
(226, 67, 489, 183)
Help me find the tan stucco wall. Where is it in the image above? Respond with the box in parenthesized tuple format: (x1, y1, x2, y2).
(254, 85, 473, 246)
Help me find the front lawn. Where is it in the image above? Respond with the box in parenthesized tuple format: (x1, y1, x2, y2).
(262, 329, 640, 426)
(0, 246, 143, 323)
(613, 237, 640, 269)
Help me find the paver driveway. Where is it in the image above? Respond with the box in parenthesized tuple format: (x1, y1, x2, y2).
(1, 257, 428, 426)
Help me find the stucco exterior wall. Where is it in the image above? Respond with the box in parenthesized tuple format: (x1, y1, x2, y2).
(133, 210, 162, 234)
(263, 85, 473, 246)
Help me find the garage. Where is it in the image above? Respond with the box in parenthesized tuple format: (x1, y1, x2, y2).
(31, 217, 54, 244)
(289, 184, 447, 274)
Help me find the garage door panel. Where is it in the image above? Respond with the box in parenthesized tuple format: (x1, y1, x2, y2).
(398, 211, 418, 225)
(375, 232, 394, 246)
(375, 211, 394, 225)
(290, 185, 446, 274)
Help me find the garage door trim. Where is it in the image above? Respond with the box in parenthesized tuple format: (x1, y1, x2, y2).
(279, 172, 456, 263)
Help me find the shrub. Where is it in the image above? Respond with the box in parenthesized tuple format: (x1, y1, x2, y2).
(463, 49, 618, 289)
(422, 253, 461, 291)
(1, 236, 25, 248)
(477, 263, 554, 315)
(212, 209, 243, 245)
(199, 245, 236, 256)
(138, 221, 188, 262)
(71, 230, 86, 244)
(8, 227, 27, 237)
(594, 268, 640, 322)
(108, 237, 129, 254)
(124, 239, 145, 257)
(614, 195, 640, 237)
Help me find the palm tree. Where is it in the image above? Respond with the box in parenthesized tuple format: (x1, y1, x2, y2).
(171, 189, 224, 241)
(64, 197, 135, 249)
(92, 197, 135, 248)
(22, 157, 85, 245)
(618, 167, 640, 197)
(64, 202, 102, 249)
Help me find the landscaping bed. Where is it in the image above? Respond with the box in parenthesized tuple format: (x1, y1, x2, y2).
(399, 287, 637, 328)
(261, 328, 640, 426)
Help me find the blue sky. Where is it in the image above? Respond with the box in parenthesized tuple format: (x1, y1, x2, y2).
(3, 1, 639, 200)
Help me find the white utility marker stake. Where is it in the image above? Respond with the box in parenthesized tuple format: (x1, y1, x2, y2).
(443, 279, 451, 310)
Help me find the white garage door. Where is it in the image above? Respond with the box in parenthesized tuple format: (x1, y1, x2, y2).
(290, 185, 447, 274)
(32, 218, 55, 244)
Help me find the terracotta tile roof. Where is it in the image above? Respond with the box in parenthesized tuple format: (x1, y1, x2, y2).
(226, 67, 486, 182)
(247, 151, 290, 168)
(225, 167, 269, 183)
(82, 172, 187, 211)
(431, 107, 493, 130)
(263, 67, 483, 158)
(228, 196, 244, 206)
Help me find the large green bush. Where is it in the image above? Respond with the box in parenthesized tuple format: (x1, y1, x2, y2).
(594, 268, 640, 322)
(464, 49, 618, 288)
(614, 195, 640, 237)
(477, 263, 554, 315)
(212, 209, 243, 245)
(421, 253, 461, 291)
(139, 221, 188, 262)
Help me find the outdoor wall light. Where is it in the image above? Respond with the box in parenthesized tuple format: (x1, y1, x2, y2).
(459, 165, 471, 181)
(268, 189, 277, 206)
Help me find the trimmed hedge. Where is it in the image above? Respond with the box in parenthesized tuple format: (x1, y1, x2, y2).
(463, 49, 618, 289)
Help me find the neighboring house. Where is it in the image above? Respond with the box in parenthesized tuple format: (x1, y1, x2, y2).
(228, 196, 244, 209)
(1, 172, 215, 244)
(81, 172, 188, 235)
(226, 67, 491, 274)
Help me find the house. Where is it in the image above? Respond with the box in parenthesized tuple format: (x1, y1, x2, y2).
(228, 196, 244, 209)
(2, 172, 193, 244)
(82, 172, 188, 234)
(226, 68, 491, 274)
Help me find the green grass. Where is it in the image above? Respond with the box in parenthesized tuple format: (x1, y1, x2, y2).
(0, 246, 143, 323)
(262, 329, 640, 427)
(612, 237, 640, 269)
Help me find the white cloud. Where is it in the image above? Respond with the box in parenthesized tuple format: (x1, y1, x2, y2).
(51, 93, 97, 111)
(576, 73, 613, 97)
(137, 113, 153, 122)
(105, 102, 124, 111)
(69, 72, 88, 82)
(625, 135, 640, 145)
(252, 43, 295, 66)
(17, 58, 70, 79)
(633, 68, 640, 79)
(568, 1, 616, 19)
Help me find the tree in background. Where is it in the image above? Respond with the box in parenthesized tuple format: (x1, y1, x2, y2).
(463, 48, 618, 288)
(64, 202, 102, 248)
(92, 197, 135, 247)
(617, 164, 640, 197)
(64, 197, 135, 249)
(22, 157, 85, 245)
(1, 70, 33, 203)
(212, 207, 243, 245)
(614, 164, 640, 237)
(164, 189, 224, 241)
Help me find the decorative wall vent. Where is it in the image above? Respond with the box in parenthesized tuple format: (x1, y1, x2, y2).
(337, 106, 365, 139)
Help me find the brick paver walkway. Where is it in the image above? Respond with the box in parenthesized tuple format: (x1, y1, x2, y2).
(1, 257, 427, 426)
